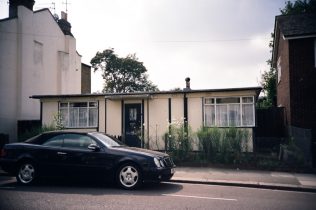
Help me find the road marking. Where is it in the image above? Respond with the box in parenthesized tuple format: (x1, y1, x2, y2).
(162, 194, 237, 201)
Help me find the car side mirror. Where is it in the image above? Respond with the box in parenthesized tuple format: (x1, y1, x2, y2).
(88, 144, 100, 152)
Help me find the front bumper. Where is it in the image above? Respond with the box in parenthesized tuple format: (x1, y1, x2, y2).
(143, 167, 176, 182)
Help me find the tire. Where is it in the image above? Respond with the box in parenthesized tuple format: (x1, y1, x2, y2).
(16, 161, 37, 185)
(116, 163, 142, 190)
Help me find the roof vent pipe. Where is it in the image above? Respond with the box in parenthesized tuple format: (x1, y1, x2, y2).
(185, 77, 191, 90)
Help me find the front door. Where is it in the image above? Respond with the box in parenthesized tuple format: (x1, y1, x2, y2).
(124, 104, 142, 147)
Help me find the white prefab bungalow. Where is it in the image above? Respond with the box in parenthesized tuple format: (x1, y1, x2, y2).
(31, 87, 261, 151)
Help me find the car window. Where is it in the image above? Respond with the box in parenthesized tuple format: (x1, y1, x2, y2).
(63, 134, 97, 150)
(42, 135, 64, 147)
(91, 132, 124, 147)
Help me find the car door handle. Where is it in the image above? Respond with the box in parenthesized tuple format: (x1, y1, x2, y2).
(57, 152, 67, 155)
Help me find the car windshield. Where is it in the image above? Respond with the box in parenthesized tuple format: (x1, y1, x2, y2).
(91, 133, 125, 147)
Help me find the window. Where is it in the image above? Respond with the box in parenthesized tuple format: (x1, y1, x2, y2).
(60, 102, 98, 128)
(42, 135, 63, 147)
(204, 96, 255, 127)
(277, 56, 281, 83)
(63, 134, 97, 150)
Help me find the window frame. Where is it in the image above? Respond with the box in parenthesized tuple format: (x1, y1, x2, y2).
(59, 101, 98, 129)
(203, 96, 255, 128)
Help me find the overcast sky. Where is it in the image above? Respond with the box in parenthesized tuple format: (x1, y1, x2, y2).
(0, 0, 290, 92)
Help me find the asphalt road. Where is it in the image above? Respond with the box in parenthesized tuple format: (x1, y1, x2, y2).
(0, 176, 316, 210)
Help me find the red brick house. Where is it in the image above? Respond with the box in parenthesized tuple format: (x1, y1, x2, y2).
(272, 13, 316, 166)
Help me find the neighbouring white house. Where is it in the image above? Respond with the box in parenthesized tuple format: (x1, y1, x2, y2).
(31, 80, 261, 152)
(0, 0, 90, 141)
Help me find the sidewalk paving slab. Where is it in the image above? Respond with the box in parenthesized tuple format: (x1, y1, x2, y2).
(168, 167, 316, 193)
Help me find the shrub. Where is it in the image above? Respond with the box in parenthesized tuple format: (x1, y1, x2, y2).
(164, 120, 193, 162)
(18, 113, 64, 141)
(196, 127, 221, 161)
(196, 127, 250, 164)
(18, 124, 56, 141)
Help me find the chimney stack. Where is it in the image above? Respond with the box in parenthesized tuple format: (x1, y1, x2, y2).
(9, 0, 35, 17)
(185, 77, 191, 90)
(57, 11, 72, 36)
(61, 11, 68, 21)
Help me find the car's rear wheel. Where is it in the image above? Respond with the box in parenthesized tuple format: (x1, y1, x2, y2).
(16, 161, 37, 185)
(117, 163, 142, 190)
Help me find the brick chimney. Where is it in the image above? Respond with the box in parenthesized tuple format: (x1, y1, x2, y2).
(61, 11, 68, 21)
(9, 0, 35, 17)
(57, 11, 72, 36)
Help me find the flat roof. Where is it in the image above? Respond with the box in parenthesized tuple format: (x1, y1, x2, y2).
(30, 86, 262, 99)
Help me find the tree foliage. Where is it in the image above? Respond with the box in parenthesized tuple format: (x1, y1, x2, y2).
(259, 0, 316, 108)
(259, 59, 277, 108)
(280, 0, 316, 15)
(91, 48, 158, 93)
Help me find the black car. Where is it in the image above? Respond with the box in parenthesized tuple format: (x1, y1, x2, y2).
(0, 131, 175, 189)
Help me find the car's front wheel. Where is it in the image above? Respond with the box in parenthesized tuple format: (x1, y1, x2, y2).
(16, 161, 37, 185)
(117, 163, 142, 190)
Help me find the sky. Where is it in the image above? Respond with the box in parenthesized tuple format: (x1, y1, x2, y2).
(0, 0, 290, 93)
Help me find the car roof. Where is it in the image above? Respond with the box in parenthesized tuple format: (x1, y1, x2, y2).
(25, 130, 100, 144)
(41, 130, 96, 135)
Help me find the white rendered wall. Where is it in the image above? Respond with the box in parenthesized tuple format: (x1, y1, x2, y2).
(0, 17, 18, 140)
(0, 6, 81, 141)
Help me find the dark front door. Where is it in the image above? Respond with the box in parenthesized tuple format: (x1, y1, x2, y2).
(124, 104, 142, 147)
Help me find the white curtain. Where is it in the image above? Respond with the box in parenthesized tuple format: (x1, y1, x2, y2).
(60, 108, 68, 127)
(216, 105, 228, 127)
(228, 104, 240, 126)
(242, 104, 254, 126)
(89, 108, 98, 127)
(69, 108, 79, 127)
(205, 105, 215, 126)
(204, 97, 254, 127)
(79, 108, 87, 127)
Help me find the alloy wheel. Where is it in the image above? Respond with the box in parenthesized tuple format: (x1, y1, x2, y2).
(118, 164, 140, 189)
(17, 162, 35, 184)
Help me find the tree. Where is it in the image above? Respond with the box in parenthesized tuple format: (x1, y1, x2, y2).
(259, 59, 277, 108)
(91, 48, 159, 93)
(280, 0, 316, 15)
(259, 0, 316, 108)
(258, 33, 276, 108)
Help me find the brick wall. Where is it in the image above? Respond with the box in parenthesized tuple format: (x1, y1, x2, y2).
(289, 38, 316, 130)
(276, 32, 291, 124)
(81, 63, 91, 94)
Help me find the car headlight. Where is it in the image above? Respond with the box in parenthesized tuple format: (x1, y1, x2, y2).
(159, 160, 165, 167)
(154, 157, 161, 168)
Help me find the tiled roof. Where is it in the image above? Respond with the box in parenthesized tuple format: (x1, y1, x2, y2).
(276, 13, 316, 38)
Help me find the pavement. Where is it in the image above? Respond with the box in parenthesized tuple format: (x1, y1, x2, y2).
(170, 167, 316, 193)
(1, 166, 316, 193)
